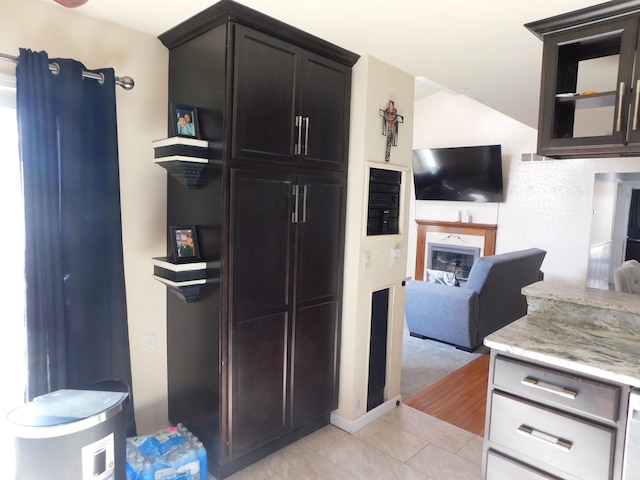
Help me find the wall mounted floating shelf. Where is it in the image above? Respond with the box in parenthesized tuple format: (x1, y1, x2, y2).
(152, 256, 221, 303)
(152, 137, 220, 189)
(154, 276, 207, 303)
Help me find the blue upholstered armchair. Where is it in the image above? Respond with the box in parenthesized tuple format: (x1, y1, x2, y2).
(405, 248, 546, 351)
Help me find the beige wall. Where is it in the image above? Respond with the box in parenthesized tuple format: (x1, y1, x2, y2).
(1, 0, 169, 434)
(334, 55, 414, 429)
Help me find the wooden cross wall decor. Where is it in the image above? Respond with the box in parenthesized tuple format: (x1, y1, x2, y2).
(379, 100, 404, 162)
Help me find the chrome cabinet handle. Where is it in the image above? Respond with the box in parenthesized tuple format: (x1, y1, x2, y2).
(291, 184, 299, 223)
(517, 425, 572, 451)
(303, 116, 310, 156)
(291, 184, 307, 223)
(300, 184, 307, 223)
(617, 81, 625, 132)
(633, 79, 640, 131)
(295, 115, 302, 155)
(521, 377, 577, 399)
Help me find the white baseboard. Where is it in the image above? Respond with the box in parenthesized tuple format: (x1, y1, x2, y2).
(330, 395, 402, 433)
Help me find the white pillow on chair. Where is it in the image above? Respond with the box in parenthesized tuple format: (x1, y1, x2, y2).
(426, 268, 459, 287)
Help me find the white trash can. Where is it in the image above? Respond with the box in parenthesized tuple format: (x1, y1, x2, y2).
(8, 389, 128, 480)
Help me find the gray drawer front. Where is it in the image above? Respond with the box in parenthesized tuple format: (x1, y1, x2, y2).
(486, 450, 562, 479)
(493, 355, 620, 422)
(489, 392, 615, 480)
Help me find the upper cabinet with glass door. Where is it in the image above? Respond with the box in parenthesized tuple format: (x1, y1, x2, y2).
(527, 2, 640, 158)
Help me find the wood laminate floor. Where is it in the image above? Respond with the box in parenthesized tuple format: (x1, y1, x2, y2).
(404, 353, 490, 437)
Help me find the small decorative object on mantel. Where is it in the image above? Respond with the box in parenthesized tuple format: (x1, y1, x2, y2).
(170, 103, 200, 139)
(169, 225, 201, 263)
(379, 100, 404, 162)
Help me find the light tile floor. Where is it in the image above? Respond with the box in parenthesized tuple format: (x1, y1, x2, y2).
(219, 405, 483, 480)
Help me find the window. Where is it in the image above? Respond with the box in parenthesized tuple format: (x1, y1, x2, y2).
(0, 73, 26, 468)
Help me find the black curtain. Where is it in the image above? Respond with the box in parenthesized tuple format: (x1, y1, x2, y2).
(17, 49, 136, 436)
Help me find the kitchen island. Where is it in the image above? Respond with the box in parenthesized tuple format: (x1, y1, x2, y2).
(482, 281, 640, 479)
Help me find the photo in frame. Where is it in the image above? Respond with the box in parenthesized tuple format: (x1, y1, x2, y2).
(170, 103, 200, 139)
(169, 225, 201, 263)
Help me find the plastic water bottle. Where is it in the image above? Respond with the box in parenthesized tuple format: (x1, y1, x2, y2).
(166, 441, 199, 479)
(126, 440, 147, 480)
(150, 459, 174, 480)
(140, 462, 154, 480)
(195, 441, 208, 480)
(175, 428, 207, 480)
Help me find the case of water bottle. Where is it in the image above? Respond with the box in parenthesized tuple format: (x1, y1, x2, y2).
(125, 424, 208, 480)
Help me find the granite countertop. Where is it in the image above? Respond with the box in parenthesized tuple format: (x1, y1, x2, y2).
(522, 280, 640, 316)
(484, 281, 640, 388)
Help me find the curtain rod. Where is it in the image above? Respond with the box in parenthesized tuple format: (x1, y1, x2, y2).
(0, 52, 135, 90)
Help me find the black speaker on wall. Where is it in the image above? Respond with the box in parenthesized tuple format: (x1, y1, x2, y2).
(367, 288, 389, 411)
(367, 168, 401, 235)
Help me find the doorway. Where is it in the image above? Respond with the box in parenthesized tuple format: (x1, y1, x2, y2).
(587, 172, 640, 289)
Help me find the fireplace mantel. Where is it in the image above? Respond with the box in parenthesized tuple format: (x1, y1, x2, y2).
(415, 220, 497, 281)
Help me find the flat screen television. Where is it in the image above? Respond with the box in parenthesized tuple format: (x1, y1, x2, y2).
(412, 144, 504, 202)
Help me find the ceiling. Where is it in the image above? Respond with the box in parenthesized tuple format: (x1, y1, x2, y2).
(46, 0, 603, 128)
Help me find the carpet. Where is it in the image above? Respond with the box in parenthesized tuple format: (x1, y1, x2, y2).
(401, 321, 486, 400)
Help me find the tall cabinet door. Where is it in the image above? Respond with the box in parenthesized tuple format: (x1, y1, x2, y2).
(228, 168, 296, 457)
(299, 52, 351, 171)
(232, 25, 300, 163)
(291, 173, 346, 426)
(233, 25, 351, 170)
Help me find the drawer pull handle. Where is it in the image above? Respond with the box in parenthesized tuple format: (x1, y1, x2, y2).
(521, 377, 578, 399)
(517, 425, 572, 451)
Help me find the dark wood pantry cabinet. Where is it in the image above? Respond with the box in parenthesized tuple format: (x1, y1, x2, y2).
(157, 1, 358, 478)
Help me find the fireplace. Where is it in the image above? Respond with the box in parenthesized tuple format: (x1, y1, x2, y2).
(414, 220, 496, 282)
(427, 243, 480, 281)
